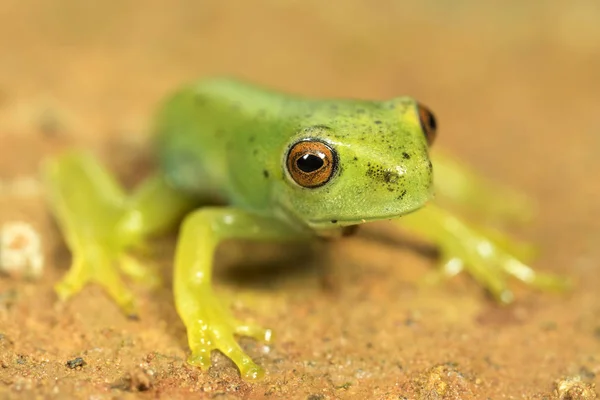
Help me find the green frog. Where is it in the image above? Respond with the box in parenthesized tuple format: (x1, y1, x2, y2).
(43, 78, 568, 380)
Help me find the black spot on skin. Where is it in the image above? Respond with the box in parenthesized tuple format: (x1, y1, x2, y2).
(374, 120, 382, 124)
(263, 170, 269, 178)
(331, 219, 337, 224)
(353, 156, 358, 161)
(397, 189, 407, 200)
(366, 164, 404, 193)
(402, 152, 411, 160)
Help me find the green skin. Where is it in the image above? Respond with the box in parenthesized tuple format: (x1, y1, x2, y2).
(43, 78, 569, 380)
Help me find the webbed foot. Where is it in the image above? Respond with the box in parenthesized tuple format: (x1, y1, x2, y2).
(402, 204, 571, 303)
(182, 286, 272, 380)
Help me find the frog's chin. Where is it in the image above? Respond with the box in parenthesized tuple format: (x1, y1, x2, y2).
(306, 205, 424, 230)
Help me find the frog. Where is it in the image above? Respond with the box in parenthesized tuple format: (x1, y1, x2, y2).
(42, 77, 569, 380)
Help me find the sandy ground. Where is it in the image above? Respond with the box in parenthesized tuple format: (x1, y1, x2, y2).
(1, 1, 600, 399)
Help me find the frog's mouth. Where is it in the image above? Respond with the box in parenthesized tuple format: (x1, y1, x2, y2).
(306, 200, 428, 230)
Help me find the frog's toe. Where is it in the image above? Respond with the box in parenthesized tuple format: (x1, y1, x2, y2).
(102, 273, 138, 317)
(54, 260, 90, 301)
(190, 341, 265, 380)
(450, 240, 571, 304)
(420, 255, 515, 304)
(500, 257, 572, 293)
(459, 256, 514, 304)
(418, 258, 462, 288)
(186, 320, 266, 380)
(219, 339, 265, 381)
(188, 346, 212, 370)
(531, 273, 573, 292)
(487, 283, 514, 305)
(54, 250, 138, 316)
(234, 321, 273, 343)
(118, 254, 162, 289)
(242, 365, 265, 381)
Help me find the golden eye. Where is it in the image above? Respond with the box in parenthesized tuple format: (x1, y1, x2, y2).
(417, 103, 437, 145)
(286, 139, 337, 188)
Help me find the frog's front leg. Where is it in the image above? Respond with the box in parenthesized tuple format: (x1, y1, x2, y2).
(43, 152, 196, 316)
(173, 207, 308, 380)
(398, 203, 570, 303)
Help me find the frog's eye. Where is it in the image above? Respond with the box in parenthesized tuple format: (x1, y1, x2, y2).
(417, 103, 437, 145)
(286, 139, 337, 188)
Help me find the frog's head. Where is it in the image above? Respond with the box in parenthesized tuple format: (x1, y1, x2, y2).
(275, 97, 437, 231)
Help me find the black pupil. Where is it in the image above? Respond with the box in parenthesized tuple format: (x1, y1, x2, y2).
(297, 153, 324, 173)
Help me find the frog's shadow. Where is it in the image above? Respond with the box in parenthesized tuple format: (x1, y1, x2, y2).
(146, 229, 439, 356)
(213, 229, 438, 289)
(213, 240, 326, 289)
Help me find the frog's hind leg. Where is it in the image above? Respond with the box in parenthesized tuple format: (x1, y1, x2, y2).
(431, 152, 536, 224)
(43, 151, 197, 316)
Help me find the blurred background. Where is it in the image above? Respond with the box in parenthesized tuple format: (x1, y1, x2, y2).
(1, 1, 599, 399)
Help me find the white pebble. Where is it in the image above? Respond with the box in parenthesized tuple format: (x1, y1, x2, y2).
(0, 221, 44, 279)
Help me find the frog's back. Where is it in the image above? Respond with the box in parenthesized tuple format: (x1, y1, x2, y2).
(152, 78, 293, 207)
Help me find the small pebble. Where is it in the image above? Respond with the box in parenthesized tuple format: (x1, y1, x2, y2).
(554, 376, 597, 400)
(0, 221, 44, 279)
(66, 357, 86, 369)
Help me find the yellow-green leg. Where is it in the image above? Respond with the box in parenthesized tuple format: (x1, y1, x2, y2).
(173, 208, 309, 380)
(399, 204, 570, 303)
(43, 151, 197, 316)
(431, 152, 536, 224)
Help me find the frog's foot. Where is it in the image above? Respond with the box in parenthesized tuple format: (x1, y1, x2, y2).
(54, 244, 158, 317)
(435, 219, 571, 304)
(180, 288, 272, 381)
(403, 204, 571, 303)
